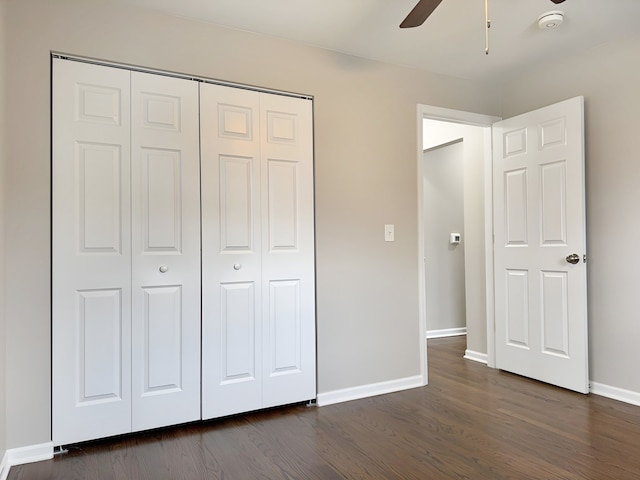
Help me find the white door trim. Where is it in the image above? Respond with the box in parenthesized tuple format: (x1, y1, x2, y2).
(416, 104, 501, 383)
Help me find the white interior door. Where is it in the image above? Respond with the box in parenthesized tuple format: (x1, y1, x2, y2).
(130, 72, 201, 431)
(201, 83, 316, 419)
(54, 60, 202, 445)
(493, 96, 588, 393)
(201, 84, 264, 418)
(259, 93, 316, 408)
(53, 59, 133, 445)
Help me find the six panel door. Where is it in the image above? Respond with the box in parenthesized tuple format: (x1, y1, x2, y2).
(200, 83, 316, 419)
(53, 60, 203, 445)
(492, 97, 588, 393)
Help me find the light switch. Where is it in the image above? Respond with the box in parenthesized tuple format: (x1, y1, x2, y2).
(385, 224, 395, 242)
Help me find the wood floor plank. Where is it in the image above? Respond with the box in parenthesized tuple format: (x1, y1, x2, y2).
(10, 336, 640, 479)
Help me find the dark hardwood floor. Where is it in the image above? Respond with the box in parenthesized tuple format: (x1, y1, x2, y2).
(11, 336, 640, 479)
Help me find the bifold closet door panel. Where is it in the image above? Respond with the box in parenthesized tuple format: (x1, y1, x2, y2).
(52, 59, 133, 446)
(201, 84, 264, 419)
(259, 93, 316, 409)
(130, 72, 201, 431)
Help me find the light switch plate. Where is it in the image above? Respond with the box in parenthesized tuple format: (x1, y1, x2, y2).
(385, 224, 395, 242)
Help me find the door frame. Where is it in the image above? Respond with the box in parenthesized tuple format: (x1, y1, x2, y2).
(417, 104, 501, 384)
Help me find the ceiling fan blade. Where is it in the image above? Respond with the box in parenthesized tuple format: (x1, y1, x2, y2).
(550, 0, 566, 3)
(400, 0, 444, 28)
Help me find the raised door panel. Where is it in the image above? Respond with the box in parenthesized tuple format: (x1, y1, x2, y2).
(504, 168, 529, 246)
(142, 286, 183, 394)
(201, 83, 263, 419)
(219, 155, 255, 252)
(268, 280, 302, 374)
(131, 72, 201, 431)
(540, 271, 569, 357)
(141, 149, 183, 252)
(268, 160, 299, 251)
(260, 93, 316, 408)
(77, 289, 124, 402)
(220, 283, 256, 380)
(209, 281, 263, 416)
(53, 59, 132, 445)
(505, 270, 529, 349)
(77, 143, 123, 253)
(540, 161, 568, 246)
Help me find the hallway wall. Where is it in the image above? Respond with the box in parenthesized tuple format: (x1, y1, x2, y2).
(423, 141, 466, 334)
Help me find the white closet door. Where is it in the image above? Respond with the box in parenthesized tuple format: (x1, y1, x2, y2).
(201, 84, 263, 419)
(201, 83, 316, 419)
(259, 94, 316, 408)
(130, 72, 201, 430)
(53, 59, 132, 445)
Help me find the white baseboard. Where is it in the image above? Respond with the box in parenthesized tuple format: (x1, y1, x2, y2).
(426, 327, 467, 339)
(1, 442, 54, 479)
(464, 349, 488, 364)
(317, 375, 424, 407)
(0, 451, 9, 480)
(590, 382, 640, 407)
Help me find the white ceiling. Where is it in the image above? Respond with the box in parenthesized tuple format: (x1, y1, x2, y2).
(114, 0, 640, 83)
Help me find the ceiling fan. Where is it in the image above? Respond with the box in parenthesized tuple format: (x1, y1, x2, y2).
(400, 0, 566, 28)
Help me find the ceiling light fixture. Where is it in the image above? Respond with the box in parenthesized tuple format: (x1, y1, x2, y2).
(538, 10, 564, 29)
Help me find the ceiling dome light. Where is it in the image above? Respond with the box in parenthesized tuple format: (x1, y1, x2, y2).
(538, 10, 564, 29)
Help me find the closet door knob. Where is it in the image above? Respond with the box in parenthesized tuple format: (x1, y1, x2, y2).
(233, 264, 242, 271)
(159, 265, 169, 273)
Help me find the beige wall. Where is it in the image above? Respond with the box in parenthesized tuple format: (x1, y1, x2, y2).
(3, 0, 500, 448)
(0, 0, 7, 462)
(500, 33, 640, 393)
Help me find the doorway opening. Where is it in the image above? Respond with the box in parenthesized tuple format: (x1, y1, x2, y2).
(417, 105, 500, 386)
